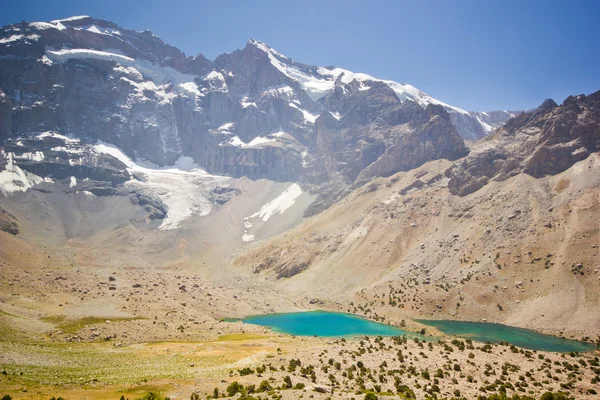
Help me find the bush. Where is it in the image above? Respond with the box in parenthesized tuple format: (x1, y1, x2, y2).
(226, 381, 243, 397)
(238, 367, 254, 376)
(540, 392, 568, 400)
(364, 392, 378, 400)
(257, 380, 272, 392)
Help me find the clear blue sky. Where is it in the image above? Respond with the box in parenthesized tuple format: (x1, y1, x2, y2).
(1, 0, 599, 111)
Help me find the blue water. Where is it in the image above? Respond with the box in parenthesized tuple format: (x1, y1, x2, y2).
(417, 319, 596, 353)
(233, 311, 408, 337)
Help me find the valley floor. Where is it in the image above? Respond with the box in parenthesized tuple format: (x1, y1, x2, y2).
(1, 156, 600, 399)
(1, 260, 599, 400)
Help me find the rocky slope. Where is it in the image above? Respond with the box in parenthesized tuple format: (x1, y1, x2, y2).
(233, 93, 600, 336)
(447, 92, 600, 196)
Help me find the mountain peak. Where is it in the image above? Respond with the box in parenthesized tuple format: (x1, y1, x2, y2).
(538, 98, 558, 111)
(245, 39, 289, 60)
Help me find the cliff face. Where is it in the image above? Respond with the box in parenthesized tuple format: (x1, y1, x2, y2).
(0, 89, 11, 141)
(0, 16, 481, 188)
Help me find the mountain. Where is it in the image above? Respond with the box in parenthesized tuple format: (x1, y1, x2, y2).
(0, 16, 506, 186)
(0, 15, 600, 400)
(0, 14, 599, 332)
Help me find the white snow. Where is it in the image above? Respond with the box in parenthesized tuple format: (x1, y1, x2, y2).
(289, 102, 317, 123)
(240, 97, 257, 108)
(252, 41, 471, 115)
(41, 55, 53, 65)
(475, 115, 494, 133)
(47, 48, 134, 64)
(46, 48, 198, 89)
(93, 142, 228, 230)
(228, 136, 245, 147)
(79, 25, 122, 38)
(114, 65, 144, 81)
(246, 136, 276, 147)
(53, 15, 90, 23)
(13, 151, 45, 162)
(0, 35, 23, 44)
(177, 81, 202, 97)
(218, 122, 234, 132)
(261, 86, 295, 99)
(242, 233, 255, 242)
(38, 131, 80, 143)
(51, 145, 83, 154)
(69, 176, 77, 188)
(247, 183, 302, 222)
(330, 111, 341, 121)
(225, 136, 277, 148)
(301, 150, 308, 168)
(203, 70, 228, 92)
(30, 21, 66, 31)
(0, 151, 50, 195)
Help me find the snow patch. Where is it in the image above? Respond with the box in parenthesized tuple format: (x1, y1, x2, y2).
(69, 176, 77, 188)
(53, 15, 90, 23)
(289, 102, 317, 123)
(218, 122, 234, 132)
(301, 150, 308, 168)
(177, 81, 202, 97)
(0, 35, 24, 44)
(225, 136, 277, 148)
(13, 151, 45, 162)
(38, 131, 80, 143)
(46, 48, 198, 88)
(242, 233, 255, 242)
(240, 97, 257, 108)
(475, 115, 494, 133)
(203, 70, 228, 92)
(79, 25, 123, 38)
(0, 151, 50, 195)
(247, 136, 276, 147)
(248, 183, 302, 222)
(30, 21, 66, 31)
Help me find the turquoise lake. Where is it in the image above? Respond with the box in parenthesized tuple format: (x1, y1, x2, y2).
(233, 311, 408, 337)
(417, 319, 596, 353)
(232, 311, 595, 352)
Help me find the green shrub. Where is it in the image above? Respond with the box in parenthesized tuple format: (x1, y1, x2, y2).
(226, 381, 243, 397)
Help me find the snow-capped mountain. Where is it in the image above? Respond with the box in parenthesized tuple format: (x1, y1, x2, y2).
(0, 15, 514, 216)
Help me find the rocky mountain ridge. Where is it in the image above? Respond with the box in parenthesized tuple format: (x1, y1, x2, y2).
(446, 91, 600, 196)
(0, 16, 510, 188)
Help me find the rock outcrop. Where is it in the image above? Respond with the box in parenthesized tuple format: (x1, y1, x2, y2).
(446, 91, 600, 195)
